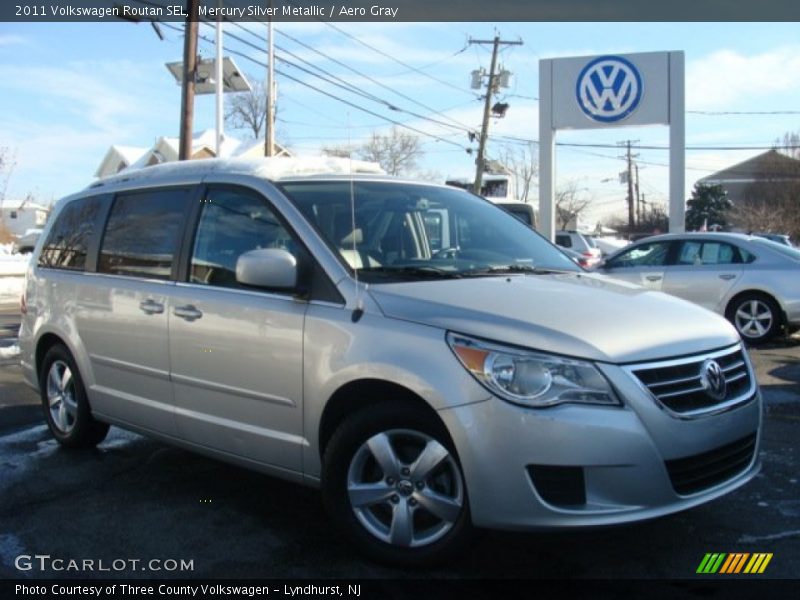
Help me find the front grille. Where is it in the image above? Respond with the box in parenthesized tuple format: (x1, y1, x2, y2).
(631, 346, 754, 415)
(665, 433, 757, 495)
(527, 465, 586, 507)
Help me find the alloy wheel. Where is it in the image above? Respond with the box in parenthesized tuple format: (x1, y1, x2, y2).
(734, 299, 773, 339)
(46, 360, 78, 434)
(346, 429, 464, 548)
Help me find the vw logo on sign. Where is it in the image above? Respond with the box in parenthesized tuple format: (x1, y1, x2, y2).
(576, 56, 643, 123)
(700, 359, 727, 401)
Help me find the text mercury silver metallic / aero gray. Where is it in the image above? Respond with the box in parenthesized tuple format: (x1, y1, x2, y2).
(18, 159, 761, 565)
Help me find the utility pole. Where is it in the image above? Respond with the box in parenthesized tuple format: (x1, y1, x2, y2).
(179, 0, 200, 161)
(265, 4, 275, 157)
(469, 36, 523, 195)
(619, 140, 639, 231)
(634, 163, 641, 225)
(214, 0, 224, 158)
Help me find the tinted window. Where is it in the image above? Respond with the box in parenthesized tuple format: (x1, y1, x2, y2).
(38, 196, 105, 271)
(556, 234, 572, 248)
(501, 206, 533, 226)
(98, 188, 191, 280)
(677, 241, 740, 265)
(190, 188, 296, 288)
(607, 241, 671, 268)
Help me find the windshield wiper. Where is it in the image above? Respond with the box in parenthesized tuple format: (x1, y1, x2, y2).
(461, 264, 574, 277)
(358, 265, 463, 279)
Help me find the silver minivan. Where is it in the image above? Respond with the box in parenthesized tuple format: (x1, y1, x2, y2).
(19, 159, 761, 565)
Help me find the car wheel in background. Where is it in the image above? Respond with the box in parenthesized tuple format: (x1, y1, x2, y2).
(726, 293, 782, 345)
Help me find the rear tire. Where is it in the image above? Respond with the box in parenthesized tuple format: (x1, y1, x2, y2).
(322, 401, 473, 566)
(726, 293, 782, 345)
(39, 344, 109, 448)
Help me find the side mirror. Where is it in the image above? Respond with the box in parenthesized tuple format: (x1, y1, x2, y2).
(235, 248, 297, 290)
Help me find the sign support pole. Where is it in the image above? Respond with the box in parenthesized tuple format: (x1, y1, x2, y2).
(668, 52, 686, 233)
(539, 59, 556, 242)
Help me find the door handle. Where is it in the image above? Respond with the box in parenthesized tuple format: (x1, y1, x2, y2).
(719, 274, 737, 280)
(139, 299, 164, 315)
(173, 304, 203, 321)
(645, 275, 662, 282)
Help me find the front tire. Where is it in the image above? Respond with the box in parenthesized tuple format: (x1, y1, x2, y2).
(726, 293, 782, 345)
(322, 402, 472, 566)
(39, 344, 109, 448)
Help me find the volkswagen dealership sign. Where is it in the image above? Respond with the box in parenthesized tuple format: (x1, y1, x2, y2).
(538, 51, 684, 241)
(576, 56, 643, 123)
(547, 51, 674, 130)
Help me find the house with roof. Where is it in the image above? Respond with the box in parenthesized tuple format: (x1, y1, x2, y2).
(697, 149, 800, 204)
(95, 130, 292, 179)
(0, 197, 50, 237)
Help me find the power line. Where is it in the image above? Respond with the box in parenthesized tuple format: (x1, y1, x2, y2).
(273, 25, 477, 133)
(163, 22, 470, 151)
(688, 110, 800, 115)
(320, 20, 477, 97)
(216, 20, 477, 137)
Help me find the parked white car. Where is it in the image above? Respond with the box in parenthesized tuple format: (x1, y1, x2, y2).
(555, 230, 602, 267)
(598, 232, 800, 344)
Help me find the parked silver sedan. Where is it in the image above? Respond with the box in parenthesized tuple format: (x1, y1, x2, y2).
(598, 232, 800, 344)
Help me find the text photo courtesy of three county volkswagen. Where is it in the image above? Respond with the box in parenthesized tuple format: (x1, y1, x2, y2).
(1, 7, 799, 581)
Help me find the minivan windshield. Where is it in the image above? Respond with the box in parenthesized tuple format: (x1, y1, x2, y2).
(279, 180, 578, 283)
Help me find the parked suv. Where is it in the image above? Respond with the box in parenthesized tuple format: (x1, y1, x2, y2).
(20, 159, 761, 565)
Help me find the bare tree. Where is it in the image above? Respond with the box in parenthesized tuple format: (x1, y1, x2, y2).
(358, 127, 423, 175)
(496, 142, 538, 202)
(731, 162, 800, 238)
(555, 181, 592, 230)
(774, 131, 800, 160)
(225, 79, 268, 139)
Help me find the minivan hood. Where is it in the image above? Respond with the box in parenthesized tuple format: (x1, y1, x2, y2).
(368, 272, 739, 363)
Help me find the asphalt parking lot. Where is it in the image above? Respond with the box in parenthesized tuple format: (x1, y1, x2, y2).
(0, 305, 798, 580)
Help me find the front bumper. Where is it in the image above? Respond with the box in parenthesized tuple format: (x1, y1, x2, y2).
(438, 360, 762, 530)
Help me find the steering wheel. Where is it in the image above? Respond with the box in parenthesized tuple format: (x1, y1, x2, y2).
(432, 246, 460, 259)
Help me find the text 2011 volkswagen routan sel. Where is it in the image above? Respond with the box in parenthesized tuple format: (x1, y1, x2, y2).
(19, 158, 761, 565)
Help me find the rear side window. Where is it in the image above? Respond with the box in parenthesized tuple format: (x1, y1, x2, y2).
(98, 188, 191, 280)
(38, 196, 105, 271)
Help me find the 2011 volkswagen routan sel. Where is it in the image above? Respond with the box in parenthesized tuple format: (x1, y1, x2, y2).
(19, 158, 761, 565)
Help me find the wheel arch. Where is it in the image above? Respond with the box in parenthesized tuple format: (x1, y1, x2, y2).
(318, 378, 453, 459)
(35, 332, 71, 382)
(725, 289, 787, 325)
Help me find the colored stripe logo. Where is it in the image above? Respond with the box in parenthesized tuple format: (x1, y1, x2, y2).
(696, 553, 773, 574)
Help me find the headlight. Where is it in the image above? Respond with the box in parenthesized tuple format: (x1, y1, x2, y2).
(447, 332, 620, 408)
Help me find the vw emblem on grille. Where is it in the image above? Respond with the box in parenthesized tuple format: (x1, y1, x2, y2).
(700, 359, 727, 401)
(576, 56, 643, 123)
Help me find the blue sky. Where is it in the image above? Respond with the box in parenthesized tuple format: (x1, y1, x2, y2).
(1, 21, 800, 225)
